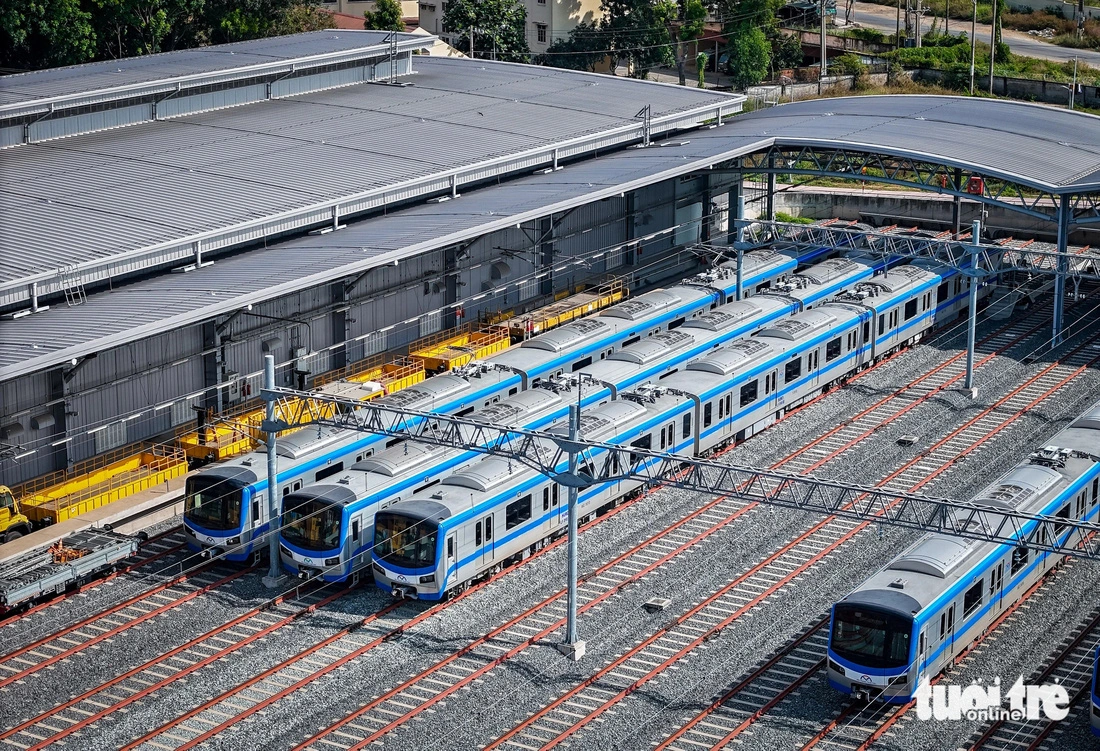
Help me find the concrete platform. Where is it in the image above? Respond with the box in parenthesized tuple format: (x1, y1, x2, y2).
(0, 474, 189, 566)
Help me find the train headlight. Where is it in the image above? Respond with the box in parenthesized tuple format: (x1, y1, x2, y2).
(227, 537, 241, 546)
(280, 545, 292, 558)
(828, 659, 844, 675)
(372, 562, 384, 574)
(419, 574, 436, 584)
(325, 557, 340, 567)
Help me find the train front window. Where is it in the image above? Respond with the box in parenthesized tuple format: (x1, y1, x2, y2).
(282, 498, 342, 552)
(184, 476, 243, 532)
(831, 605, 913, 669)
(374, 513, 438, 569)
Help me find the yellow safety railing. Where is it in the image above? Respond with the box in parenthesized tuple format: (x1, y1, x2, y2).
(409, 324, 510, 372)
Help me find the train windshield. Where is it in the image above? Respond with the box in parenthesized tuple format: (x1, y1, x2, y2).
(184, 476, 243, 532)
(831, 604, 913, 670)
(282, 497, 343, 552)
(374, 512, 438, 570)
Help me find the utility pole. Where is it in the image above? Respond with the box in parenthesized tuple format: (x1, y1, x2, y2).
(1070, 56, 1079, 109)
(261, 354, 286, 589)
(964, 220, 980, 396)
(969, 0, 977, 94)
(896, 0, 902, 48)
(916, 0, 922, 47)
(988, 0, 997, 95)
(820, 0, 827, 94)
(555, 389, 586, 661)
(945, 0, 950, 35)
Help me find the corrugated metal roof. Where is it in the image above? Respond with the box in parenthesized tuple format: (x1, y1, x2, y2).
(733, 96, 1100, 192)
(0, 56, 736, 306)
(0, 31, 428, 112)
(0, 129, 757, 379)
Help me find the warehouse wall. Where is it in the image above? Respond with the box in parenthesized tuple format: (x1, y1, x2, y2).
(0, 176, 713, 486)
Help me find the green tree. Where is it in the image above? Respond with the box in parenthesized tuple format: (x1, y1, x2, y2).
(768, 28, 803, 77)
(1, 0, 97, 69)
(601, 0, 676, 78)
(696, 51, 707, 86)
(542, 20, 605, 71)
(673, 0, 707, 85)
(725, 23, 770, 88)
(364, 0, 404, 31)
(442, 0, 528, 62)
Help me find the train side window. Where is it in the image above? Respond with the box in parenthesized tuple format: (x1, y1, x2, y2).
(904, 299, 918, 321)
(1011, 545, 1029, 575)
(939, 612, 947, 640)
(703, 402, 713, 427)
(682, 413, 691, 438)
(765, 373, 773, 394)
(294, 481, 302, 491)
(937, 282, 949, 304)
(784, 358, 801, 383)
(252, 500, 260, 525)
(725, 395, 732, 415)
(878, 315, 885, 337)
(630, 434, 652, 464)
(475, 521, 482, 546)
(552, 484, 559, 506)
(1092, 477, 1098, 505)
(990, 563, 1003, 596)
(282, 487, 291, 497)
(509, 388, 519, 396)
(447, 536, 455, 560)
(718, 397, 724, 419)
(352, 520, 360, 542)
(740, 380, 758, 406)
(660, 428, 667, 450)
(918, 631, 926, 659)
(826, 337, 841, 362)
(1055, 504, 1071, 536)
(315, 462, 344, 482)
(863, 321, 871, 343)
(571, 356, 593, 372)
(543, 488, 550, 511)
(956, 278, 963, 294)
(485, 516, 493, 541)
(962, 581, 983, 618)
(667, 424, 674, 447)
(506, 495, 532, 530)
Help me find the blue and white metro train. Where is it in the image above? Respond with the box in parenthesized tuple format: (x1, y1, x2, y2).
(278, 252, 911, 580)
(365, 260, 988, 599)
(827, 400, 1100, 704)
(184, 243, 843, 561)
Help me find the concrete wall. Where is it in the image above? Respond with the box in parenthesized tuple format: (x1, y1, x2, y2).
(1002, 0, 1100, 20)
(913, 68, 1100, 108)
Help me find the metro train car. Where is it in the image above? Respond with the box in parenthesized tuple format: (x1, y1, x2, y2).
(827, 399, 1100, 703)
(279, 252, 911, 581)
(1092, 645, 1099, 737)
(370, 259, 984, 599)
(185, 248, 806, 561)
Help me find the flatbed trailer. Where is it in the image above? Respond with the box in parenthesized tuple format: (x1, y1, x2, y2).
(0, 528, 142, 613)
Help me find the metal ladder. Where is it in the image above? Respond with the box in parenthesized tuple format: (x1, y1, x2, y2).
(58, 265, 87, 307)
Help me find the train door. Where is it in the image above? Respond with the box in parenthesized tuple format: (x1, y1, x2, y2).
(444, 534, 456, 583)
(946, 604, 956, 650)
(475, 516, 495, 567)
(543, 484, 563, 536)
(917, 629, 928, 686)
(991, 562, 1004, 612)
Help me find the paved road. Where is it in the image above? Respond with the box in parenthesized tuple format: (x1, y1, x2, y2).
(849, 1, 1100, 66)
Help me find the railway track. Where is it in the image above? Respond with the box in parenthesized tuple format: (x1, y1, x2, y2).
(684, 349, 1100, 751)
(968, 606, 1100, 751)
(2, 300, 1073, 749)
(483, 329, 1100, 751)
(280, 310, 1068, 750)
(0, 561, 250, 692)
(0, 526, 189, 633)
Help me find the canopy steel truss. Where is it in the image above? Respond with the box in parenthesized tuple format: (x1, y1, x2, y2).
(727, 221, 1100, 284)
(734, 145, 1095, 224)
(261, 386, 1100, 562)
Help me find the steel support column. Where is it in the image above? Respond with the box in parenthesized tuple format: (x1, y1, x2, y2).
(262, 354, 286, 589)
(964, 220, 980, 393)
(558, 399, 585, 661)
(726, 162, 742, 246)
(766, 154, 776, 221)
(1052, 196, 1070, 348)
(735, 196, 747, 301)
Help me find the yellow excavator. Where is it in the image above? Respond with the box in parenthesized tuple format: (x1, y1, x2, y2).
(0, 486, 32, 544)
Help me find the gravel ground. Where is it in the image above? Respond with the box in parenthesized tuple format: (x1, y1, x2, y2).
(6, 299, 1099, 751)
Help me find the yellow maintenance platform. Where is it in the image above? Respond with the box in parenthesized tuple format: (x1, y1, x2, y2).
(409, 324, 510, 372)
(14, 444, 187, 526)
(506, 280, 626, 341)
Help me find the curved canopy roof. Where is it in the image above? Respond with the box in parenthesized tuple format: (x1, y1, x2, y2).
(729, 95, 1100, 194)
